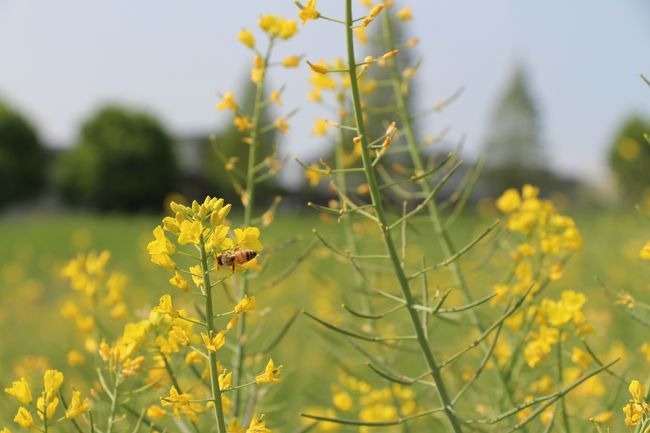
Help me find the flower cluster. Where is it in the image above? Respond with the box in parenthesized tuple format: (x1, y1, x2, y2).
(493, 185, 582, 302)
(145, 197, 280, 430)
(59, 250, 130, 358)
(623, 380, 648, 426)
(4, 370, 90, 430)
(306, 372, 419, 432)
(524, 290, 592, 368)
(147, 197, 263, 276)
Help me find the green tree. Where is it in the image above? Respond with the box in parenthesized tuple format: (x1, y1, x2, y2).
(608, 115, 650, 203)
(0, 100, 45, 206)
(483, 65, 547, 191)
(55, 105, 177, 210)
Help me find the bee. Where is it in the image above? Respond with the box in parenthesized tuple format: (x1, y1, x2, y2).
(216, 248, 258, 271)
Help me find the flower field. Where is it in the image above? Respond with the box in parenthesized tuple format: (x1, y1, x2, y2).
(1, 1, 649, 432)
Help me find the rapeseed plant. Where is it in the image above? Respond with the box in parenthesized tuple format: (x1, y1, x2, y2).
(295, 2, 616, 432)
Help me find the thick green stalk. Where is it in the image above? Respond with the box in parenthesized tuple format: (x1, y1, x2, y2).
(200, 240, 228, 433)
(380, 10, 522, 416)
(233, 43, 272, 416)
(344, 2, 462, 432)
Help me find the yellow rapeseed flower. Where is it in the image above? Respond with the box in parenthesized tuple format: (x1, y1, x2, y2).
(270, 90, 282, 105)
(623, 400, 644, 426)
(298, 0, 320, 24)
(234, 227, 263, 251)
(305, 163, 325, 187)
(227, 419, 245, 433)
(43, 370, 63, 402)
(153, 294, 179, 318)
(235, 295, 257, 313)
(496, 188, 521, 213)
(274, 117, 289, 134)
(67, 350, 85, 367)
(169, 272, 190, 292)
(282, 55, 301, 68)
(217, 92, 238, 112)
(361, 4, 384, 26)
(161, 386, 204, 421)
(146, 405, 167, 420)
(247, 414, 272, 433)
(13, 407, 34, 429)
(202, 331, 226, 352)
(396, 6, 412, 21)
(177, 220, 203, 245)
(237, 29, 256, 49)
(333, 390, 353, 411)
(4, 378, 31, 405)
(234, 116, 253, 132)
(312, 118, 329, 136)
(641, 241, 650, 260)
(354, 27, 368, 45)
(308, 61, 328, 74)
(255, 359, 282, 384)
(571, 347, 591, 370)
(630, 380, 644, 403)
(65, 391, 90, 419)
(227, 316, 239, 331)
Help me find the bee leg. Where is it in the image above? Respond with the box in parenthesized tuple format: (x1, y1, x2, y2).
(231, 262, 236, 272)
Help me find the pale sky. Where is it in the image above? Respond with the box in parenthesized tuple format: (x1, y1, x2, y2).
(1, 1, 649, 184)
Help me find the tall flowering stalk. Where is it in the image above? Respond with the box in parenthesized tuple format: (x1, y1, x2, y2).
(147, 197, 279, 433)
(217, 14, 300, 416)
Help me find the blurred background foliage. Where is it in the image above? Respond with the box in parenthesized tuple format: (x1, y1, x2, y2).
(54, 105, 177, 211)
(609, 115, 650, 204)
(0, 101, 46, 207)
(2, 64, 647, 213)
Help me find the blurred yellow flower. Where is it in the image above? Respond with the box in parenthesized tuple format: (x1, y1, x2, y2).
(13, 407, 34, 429)
(234, 116, 253, 131)
(298, 0, 319, 24)
(496, 188, 521, 213)
(169, 272, 190, 292)
(641, 241, 650, 260)
(146, 405, 167, 420)
(396, 6, 412, 21)
(237, 29, 256, 49)
(153, 294, 179, 318)
(65, 391, 90, 419)
(217, 92, 238, 112)
(235, 295, 257, 313)
(4, 378, 31, 405)
(282, 55, 300, 68)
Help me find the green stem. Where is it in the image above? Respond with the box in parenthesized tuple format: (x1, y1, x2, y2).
(380, 8, 522, 418)
(43, 394, 48, 433)
(344, 2, 462, 432)
(106, 374, 121, 433)
(557, 334, 571, 433)
(200, 239, 227, 433)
